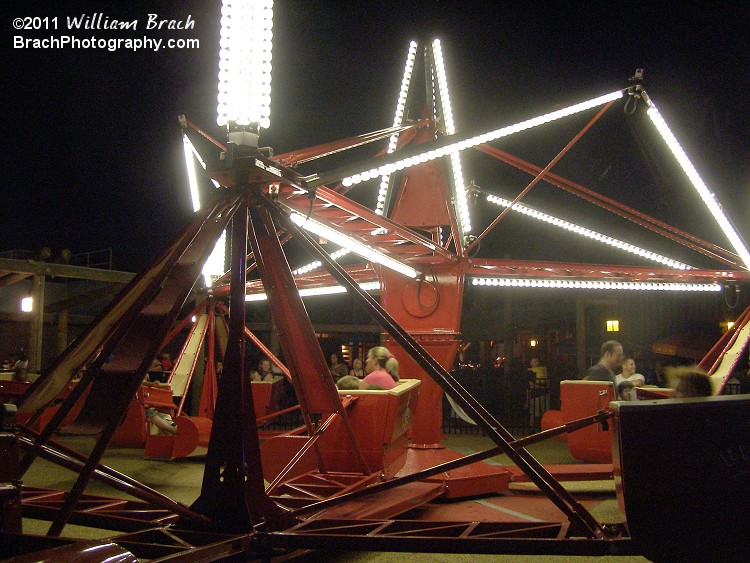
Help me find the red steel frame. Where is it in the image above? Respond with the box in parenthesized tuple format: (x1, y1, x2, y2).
(8, 45, 750, 559)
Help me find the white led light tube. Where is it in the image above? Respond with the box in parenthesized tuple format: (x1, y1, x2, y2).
(485, 194, 692, 270)
(290, 213, 418, 279)
(182, 134, 202, 213)
(645, 102, 750, 270)
(343, 90, 624, 187)
(292, 248, 351, 275)
(246, 281, 380, 302)
(182, 134, 226, 286)
(217, 0, 273, 128)
(471, 277, 720, 292)
(377, 40, 418, 216)
(433, 38, 471, 235)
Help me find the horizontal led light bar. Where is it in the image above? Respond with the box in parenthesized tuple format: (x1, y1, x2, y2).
(246, 281, 380, 302)
(485, 194, 692, 270)
(290, 213, 418, 279)
(292, 248, 351, 275)
(342, 90, 624, 187)
(471, 277, 721, 292)
(644, 99, 750, 270)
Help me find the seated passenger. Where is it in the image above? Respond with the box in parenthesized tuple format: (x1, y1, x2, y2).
(159, 352, 173, 371)
(145, 407, 177, 435)
(363, 346, 399, 390)
(330, 353, 349, 381)
(615, 356, 646, 387)
(617, 380, 636, 400)
(337, 375, 363, 390)
(142, 376, 178, 434)
(336, 375, 384, 391)
(257, 358, 274, 382)
(670, 366, 712, 398)
(349, 357, 365, 379)
(12, 349, 29, 382)
(147, 357, 164, 383)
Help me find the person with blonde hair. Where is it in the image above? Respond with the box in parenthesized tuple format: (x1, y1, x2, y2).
(363, 346, 399, 390)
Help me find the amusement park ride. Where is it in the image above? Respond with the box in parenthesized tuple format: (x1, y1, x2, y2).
(4, 1, 750, 561)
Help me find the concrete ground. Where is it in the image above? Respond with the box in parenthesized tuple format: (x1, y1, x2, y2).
(18, 433, 650, 562)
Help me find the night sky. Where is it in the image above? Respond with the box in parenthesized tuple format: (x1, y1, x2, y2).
(4, 1, 749, 273)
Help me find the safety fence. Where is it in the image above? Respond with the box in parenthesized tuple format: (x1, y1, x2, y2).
(442, 366, 552, 436)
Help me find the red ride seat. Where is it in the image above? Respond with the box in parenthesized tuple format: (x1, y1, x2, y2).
(558, 380, 615, 463)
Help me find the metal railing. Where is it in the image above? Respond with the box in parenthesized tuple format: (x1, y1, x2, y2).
(443, 366, 551, 436)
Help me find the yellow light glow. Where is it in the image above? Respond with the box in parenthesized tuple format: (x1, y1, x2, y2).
(530, 339, 537, 347)
(606, 320, 620, 332)
(21, 297, 33, 313)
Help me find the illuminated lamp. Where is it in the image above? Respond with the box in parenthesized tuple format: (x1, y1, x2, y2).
(606, 320, 620, 332)
(217, 0, 274, 146)
(21, 297, 32, 313)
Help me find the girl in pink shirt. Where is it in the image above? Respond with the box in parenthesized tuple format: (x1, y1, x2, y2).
(363, 346, 399, 390)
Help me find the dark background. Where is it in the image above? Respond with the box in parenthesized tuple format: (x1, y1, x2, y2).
(3, 0, 749, 273)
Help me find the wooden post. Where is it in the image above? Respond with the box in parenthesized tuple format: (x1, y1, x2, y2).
(57, 309, 69, 356)
(28, 275, 45, 373)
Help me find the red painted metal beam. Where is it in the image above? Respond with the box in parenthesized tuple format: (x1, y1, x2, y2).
(476, 144, 741, 268)
(192, 196, 285, 531)
(466, 257, 750, 283)
(469, 100, 616, 253)
(270, 200, 613, 539)
(273, 123, 425, 167)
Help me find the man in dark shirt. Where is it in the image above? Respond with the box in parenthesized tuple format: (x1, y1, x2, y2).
(583, 340, 624, 386)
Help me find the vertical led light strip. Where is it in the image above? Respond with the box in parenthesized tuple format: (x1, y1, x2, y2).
(183, 134, 202, 213)
(645, 99, 750, 270)
(342, 90, 624, 187)
(203, 230, 227, 287)
(485, 194, 692, 270)
(182, 134, 227, 286)
(376, 41, 418, 216)
(217, 0, 273, 128)
(432, 38, 471, 238)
